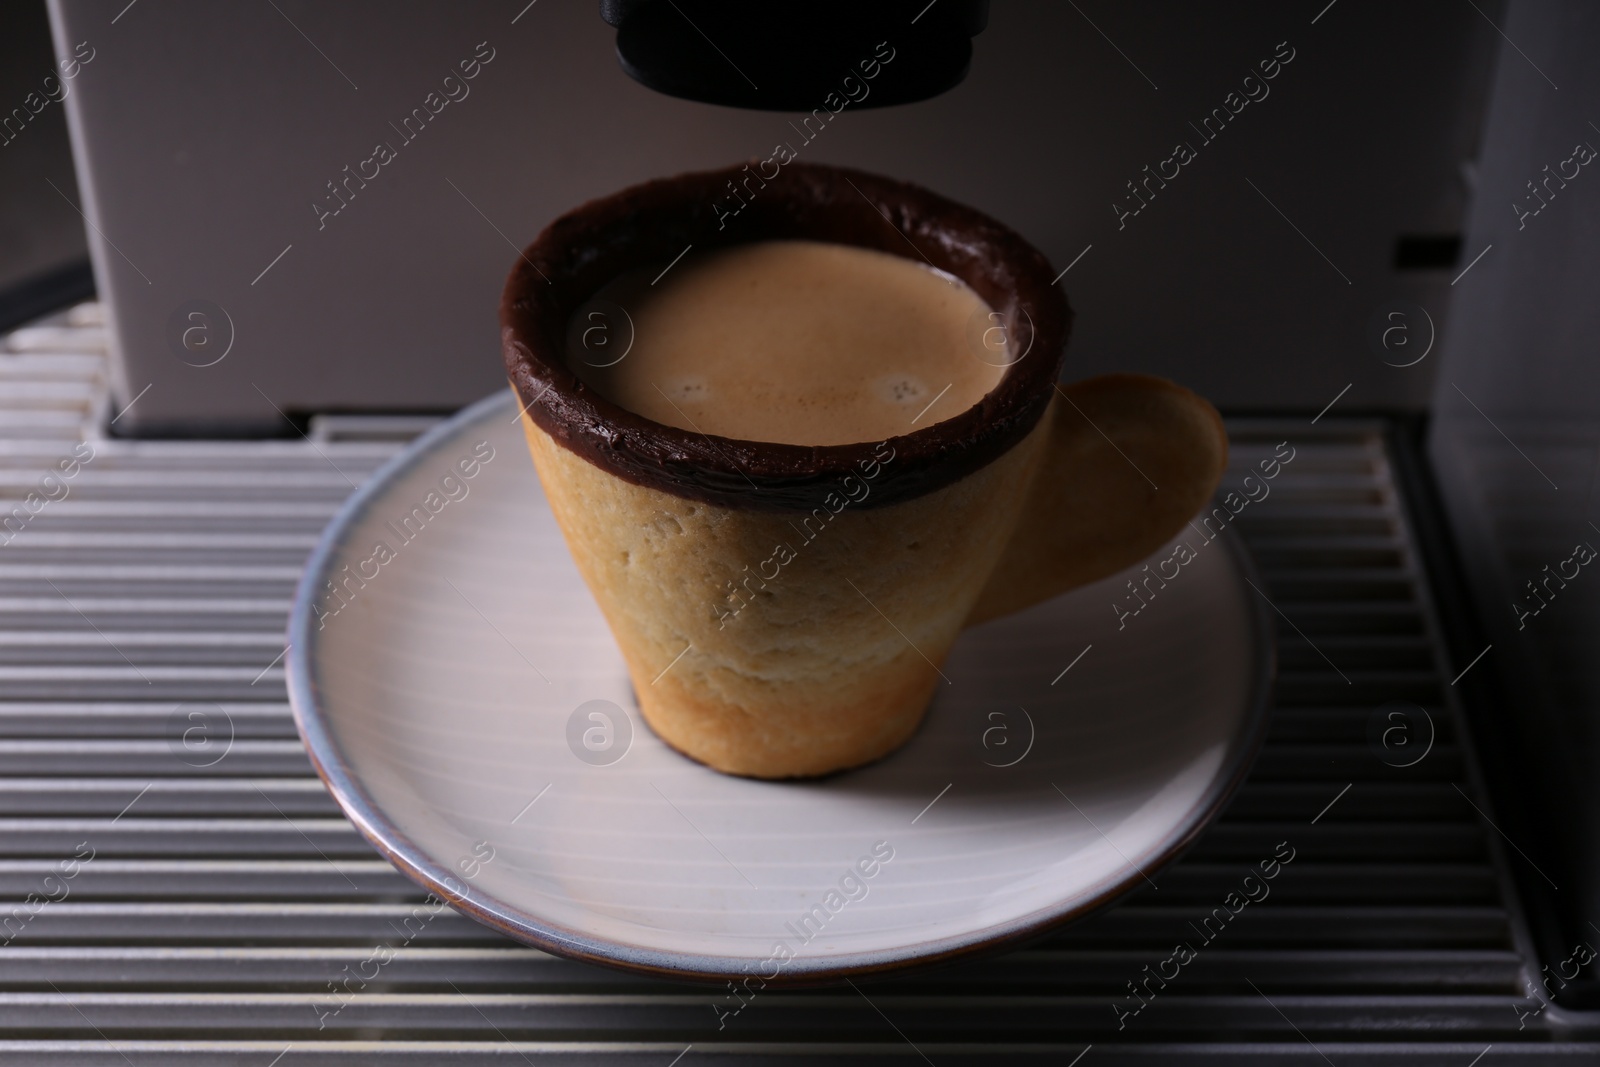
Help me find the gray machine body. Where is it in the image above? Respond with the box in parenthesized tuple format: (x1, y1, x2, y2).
(50, 0, 1495, 431)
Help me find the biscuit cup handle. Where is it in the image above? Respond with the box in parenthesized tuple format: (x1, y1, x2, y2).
(966, 373, 1229, 627)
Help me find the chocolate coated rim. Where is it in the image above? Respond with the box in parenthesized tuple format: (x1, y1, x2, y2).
(287, 389, 1278, 987)
(499, 160, 1072, 512)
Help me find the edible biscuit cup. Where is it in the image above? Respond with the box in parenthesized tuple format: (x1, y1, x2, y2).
(502, 161, 1226, 779)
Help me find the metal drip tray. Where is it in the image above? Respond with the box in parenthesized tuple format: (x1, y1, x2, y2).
(0, 306, 1593, 1062)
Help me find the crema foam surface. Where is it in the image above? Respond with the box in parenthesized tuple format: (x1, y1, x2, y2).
(566, 240, 1006, 446)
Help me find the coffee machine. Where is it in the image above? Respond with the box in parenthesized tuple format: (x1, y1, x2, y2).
(1, 0, 1594, 1057)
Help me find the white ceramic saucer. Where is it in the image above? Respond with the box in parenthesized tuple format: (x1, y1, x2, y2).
(288, 389, 1274, 982)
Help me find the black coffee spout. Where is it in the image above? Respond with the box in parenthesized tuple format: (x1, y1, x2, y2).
(600, 0, 988, 111)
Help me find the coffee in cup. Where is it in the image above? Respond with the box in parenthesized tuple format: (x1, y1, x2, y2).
(567, 238, 1003, 445)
